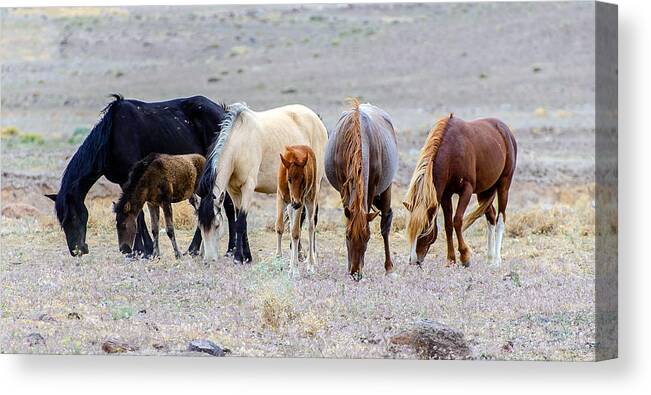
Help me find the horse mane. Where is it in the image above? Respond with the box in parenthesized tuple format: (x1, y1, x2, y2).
(114, 153, 159, 214)
(55, 93, 123, 225)
(197, 102, 249, 197)
(341, 98, 367, 237)
(404, 113, 453, 243)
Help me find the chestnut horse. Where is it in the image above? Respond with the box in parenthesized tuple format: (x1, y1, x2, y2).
(403, 114, 517, 267)
(114, 153, 205, 259)
(325, 99, 398, 280)
(275, 145, 320, 276)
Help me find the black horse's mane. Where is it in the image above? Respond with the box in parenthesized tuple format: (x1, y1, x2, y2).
(114, 153, 160, 214)
(55, 94, 123, 224)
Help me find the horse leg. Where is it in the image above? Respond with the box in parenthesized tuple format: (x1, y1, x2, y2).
(133, 211, 154, 258)
(494, 180, 511, 267)
(375, 189, 395, 275)
(441, 194, 455, 266)
(313, 203, 319, 259)
(476, 189, 497, 265)
(187, 227, 202, 256)
(275, 193, 287, 258)
(234, 180, 255, 264)
(242, 221, 252, 263)
(147, 203, 160, 258)
(305, 200, 317, 275)
(454, 183, 474, 267)
(162, 202, 181, 259)
(288, 205, 303, 277)
(485, 204, 497, 265)
(224, 192, 236, 257)
(297, 208, 306, 261)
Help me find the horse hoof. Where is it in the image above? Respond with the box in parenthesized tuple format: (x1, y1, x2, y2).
(386, 271, 399, 279)
(445, 260, 456, 267)
(489, 258, 502, 267)
(225, 250, 235, 258)
(350, 272, 363, 282)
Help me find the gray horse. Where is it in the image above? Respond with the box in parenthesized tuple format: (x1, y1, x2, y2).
(325, 99, 399, 280)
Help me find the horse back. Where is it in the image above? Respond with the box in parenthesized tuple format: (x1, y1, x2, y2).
(105, 96, 222, 185)
(360, 106, 398, 196)
(439, 117, 515, 193)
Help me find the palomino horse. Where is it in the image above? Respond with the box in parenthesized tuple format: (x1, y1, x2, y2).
(114, 153, 205, 259)
(403, 114, 517, 267)
(197, 103, 328, 264)
(46, 94, 238, 257)
(325, 99, 398, 280)
(275, 145, 320, 276)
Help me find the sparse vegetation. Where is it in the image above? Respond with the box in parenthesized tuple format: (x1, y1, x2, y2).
(68, 127, 90, 144)
(0, 3, 600, 360)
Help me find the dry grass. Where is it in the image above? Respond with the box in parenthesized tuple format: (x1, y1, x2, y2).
(0, 181, 597, 360)
(86, 197, 198, 233)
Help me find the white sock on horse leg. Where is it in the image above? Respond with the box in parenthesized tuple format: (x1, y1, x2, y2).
(494, 214, 505, 266)
(487, 221, 495, 263)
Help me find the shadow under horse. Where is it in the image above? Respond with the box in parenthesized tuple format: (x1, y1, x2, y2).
(47, 94, 240, 257)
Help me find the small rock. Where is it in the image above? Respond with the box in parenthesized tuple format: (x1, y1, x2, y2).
(102, 338, 138, 354)
(152, 343, 166, 351)
(188, 339, 229, 357)
(390, 320, 471, 360)
(26, 333, 45, 347)
(67, 312, 81, 320)
(502, 340, 514, 353)
(2, 203, 42, 219)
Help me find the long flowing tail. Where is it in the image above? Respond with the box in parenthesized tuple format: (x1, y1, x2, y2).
(462, 190, 496, 231)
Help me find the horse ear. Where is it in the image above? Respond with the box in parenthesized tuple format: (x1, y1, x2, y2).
(402, 201, 412, 212)
(112, 201, 117, 212)
(367, 210, 380, 222)
(280, 153, 291, 169)
(216, 191, 225, 206)
(123, 201, 131, 213)
(45, 193, 57, 202)
(344, 207, 351, 219)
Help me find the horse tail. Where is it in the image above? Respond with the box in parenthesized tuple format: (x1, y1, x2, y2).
(462, 189, 496, 231)
(55, 94, 122, 223)
(342, 98, 366, 234)
(197, 102, 247, 198)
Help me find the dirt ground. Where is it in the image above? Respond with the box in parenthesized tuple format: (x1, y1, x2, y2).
(1, 3, 598, 360)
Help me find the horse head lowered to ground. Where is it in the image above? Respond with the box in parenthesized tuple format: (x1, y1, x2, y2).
(114, 153, 205, 259)
(196, 102, 328, 264)
(325, 98, 398, 280)
(46, 94, 238, 257)
(403, 114, 517, 267)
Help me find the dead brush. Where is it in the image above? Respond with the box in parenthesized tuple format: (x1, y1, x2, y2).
(300, 310, 327, 337)
(259, 286, 296, 331)
(507, 205, 593, 238)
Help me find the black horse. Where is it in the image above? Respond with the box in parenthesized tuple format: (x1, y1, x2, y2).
(47, 94, 242, 257)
